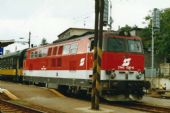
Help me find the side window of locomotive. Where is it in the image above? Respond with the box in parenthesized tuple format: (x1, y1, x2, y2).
(52, 46, 58, 55)
(42, 48, 48, 57)
(70, 43, 78, 54)
(63, 44, 70, 55)
(39, 50, 42, 57)
(34, 51, 38, 58)
(30, 51, 34, 58)
(58, 46, 63, 55)
(47, 47, 52, 56)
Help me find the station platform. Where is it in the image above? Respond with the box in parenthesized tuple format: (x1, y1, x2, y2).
(0, 40, 14, 47)
(0, 80, 145, 113)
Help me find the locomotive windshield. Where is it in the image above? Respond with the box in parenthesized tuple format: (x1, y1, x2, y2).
(105, 37, 143, 53)
(107, 38, 126, 52)
(128, 40, 143, 53)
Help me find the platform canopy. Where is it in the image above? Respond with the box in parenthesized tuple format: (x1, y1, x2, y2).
(0, 39, 15, 47)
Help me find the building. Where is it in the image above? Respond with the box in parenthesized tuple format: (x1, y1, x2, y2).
(57, 28, 94, 40)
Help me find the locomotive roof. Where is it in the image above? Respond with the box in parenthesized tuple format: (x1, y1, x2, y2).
(53, 31, 141, 44)
(27, 31, 141, 51)
(28, 31, 94, 50)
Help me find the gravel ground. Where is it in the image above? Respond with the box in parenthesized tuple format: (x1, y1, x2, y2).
(0, 80, 153, 113)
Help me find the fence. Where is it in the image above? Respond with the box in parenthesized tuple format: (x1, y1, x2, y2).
(145, 67, 157, 78)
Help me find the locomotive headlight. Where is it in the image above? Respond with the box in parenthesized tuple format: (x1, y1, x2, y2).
(105, 70, 116, 79)
(136, 72, 143, 79)
(111, 70, 116, 79)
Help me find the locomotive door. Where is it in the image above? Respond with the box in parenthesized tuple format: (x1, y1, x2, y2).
(69, 43, 78, 71)
(68, 43, 78, 82)
(86, 38, 94, 79)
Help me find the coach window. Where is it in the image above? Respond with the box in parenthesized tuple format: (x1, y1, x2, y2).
(70, 43, 78, 54)
(10, 58, 13, 68)
(48, 47, 52, 56)
(63, 44, 70, 55)
(52, 46, 58, 55)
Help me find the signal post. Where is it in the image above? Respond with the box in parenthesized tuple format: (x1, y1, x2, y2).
(91, 0, 99, 109)
(91, 0, 108, 110)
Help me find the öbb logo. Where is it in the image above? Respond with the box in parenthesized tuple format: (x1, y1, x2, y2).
(118, 58, 134, 70)
(122, 58, 131, 67)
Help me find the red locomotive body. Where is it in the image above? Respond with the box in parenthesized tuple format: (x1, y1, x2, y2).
(23, 32, 150, 100)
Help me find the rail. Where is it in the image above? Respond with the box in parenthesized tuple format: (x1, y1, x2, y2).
(109, 101, 170, 113)
(0, 99, 44, 113)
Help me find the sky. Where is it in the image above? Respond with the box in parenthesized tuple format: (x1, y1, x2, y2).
(1, 0, 170, 52)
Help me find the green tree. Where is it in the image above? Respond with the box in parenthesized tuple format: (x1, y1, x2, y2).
(157, 8, 170, 61)
(141, 8, 170, 62)
(41, 38, 48, 45)
(138, 27, 151, 51)
(118, 24, 132, 36)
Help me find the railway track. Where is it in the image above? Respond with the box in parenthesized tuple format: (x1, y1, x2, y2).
(65, 93, 170, 113)
(109, 101, 170, 113)
(0, 99, 44, 113)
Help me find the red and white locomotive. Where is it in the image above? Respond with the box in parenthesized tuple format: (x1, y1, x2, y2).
(23, 32, 150, 100)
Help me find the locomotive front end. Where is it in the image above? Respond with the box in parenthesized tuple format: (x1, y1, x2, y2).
(100, 34, 150, 101)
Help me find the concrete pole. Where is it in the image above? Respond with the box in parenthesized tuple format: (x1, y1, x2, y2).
(151, 20, 154, 87)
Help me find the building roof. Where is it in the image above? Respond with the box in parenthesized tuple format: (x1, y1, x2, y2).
(0, 40, 15, 47)
(53, 31, 94, 43)
(57, 27, 93, 37)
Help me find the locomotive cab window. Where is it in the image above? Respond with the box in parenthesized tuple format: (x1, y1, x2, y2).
(106, 38, 126, 52)
(128, 40, 143, 53)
